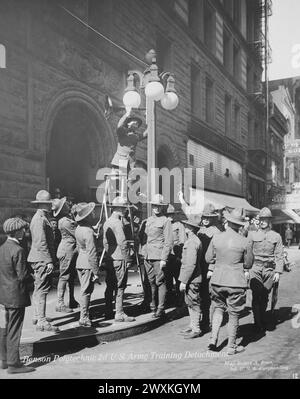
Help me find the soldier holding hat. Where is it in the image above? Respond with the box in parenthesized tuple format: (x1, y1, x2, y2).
(0, 217, 35, 374)
(103, 197, 135, 322)
(165, 204, 186, 305)
(141, 194, 173, 318)
(111, 109, 147, 173)
(198, 203, 221, 333)
(206, 208, 253, 355)
(75, 202, 99, 327)
(248, 207, 284, 332)
(178, 214, 203, 339)
(27, 190, 59, 332)
(52, 197, 78, 313)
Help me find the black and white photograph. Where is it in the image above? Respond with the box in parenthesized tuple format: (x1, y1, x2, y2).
(0, 0, 300, 384)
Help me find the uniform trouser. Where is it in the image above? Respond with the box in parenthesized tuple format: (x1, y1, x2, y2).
(200, 277, 211, 328)
(210, 284, 247, 348)
(77, 269, 94, 320)
(185, 283, 202, 333)
(105, 260, 128, 316)
(165, 255, 181, 294)
(250, 265, 275, 327)
(144, 260, 167, 311)
(57, 253, 77, 306)
(138, 260, 152, 306)
(31, 262, 52, 324)
(0, 307, 25, 366)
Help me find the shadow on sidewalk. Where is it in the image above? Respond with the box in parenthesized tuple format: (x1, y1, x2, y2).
(24, 305, 187, 370)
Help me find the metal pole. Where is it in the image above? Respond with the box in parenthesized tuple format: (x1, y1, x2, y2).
(265, 0, 270, 206)
(146, 96, 156, 217)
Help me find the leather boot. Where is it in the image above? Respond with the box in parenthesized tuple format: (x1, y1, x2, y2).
(208, 308, 224, 351)
(227, 313, 239, 349)
(79, 295, 92, 327)
(56, 280, 73, 313)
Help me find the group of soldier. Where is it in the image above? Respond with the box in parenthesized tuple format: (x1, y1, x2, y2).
(0, 110, 285, 374)
(0, 182, 285, 374)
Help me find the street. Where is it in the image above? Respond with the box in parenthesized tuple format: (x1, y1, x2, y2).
(1, 248, 300, 380)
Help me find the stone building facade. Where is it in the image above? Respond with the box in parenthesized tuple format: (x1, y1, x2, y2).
(0, 0, 266, 222)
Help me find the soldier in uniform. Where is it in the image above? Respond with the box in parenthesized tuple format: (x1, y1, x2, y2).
(75, 202, 99, 327)
(52, 197, 78, 313)
(198, 203, 221, 332)
(142, 194, 173, 318)
(165, 204, 186, 305)
(111, 110, 147, 174)
(248, 207, 283, 332)
(206, 208, 253, 355)
(103, 197, 135, 322)
(178, 215, 203, 339)
(28, 190, 59, 332)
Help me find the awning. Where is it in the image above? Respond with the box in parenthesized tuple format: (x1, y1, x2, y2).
(272, 208, 300, 224)
(189, 188, 259, 213)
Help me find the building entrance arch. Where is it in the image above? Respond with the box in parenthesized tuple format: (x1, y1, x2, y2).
(45, 94, 114, 203)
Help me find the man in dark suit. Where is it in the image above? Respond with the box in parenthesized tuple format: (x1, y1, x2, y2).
(0, 217, 35, 374)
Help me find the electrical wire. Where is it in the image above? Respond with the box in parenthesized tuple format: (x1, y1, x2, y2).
(59, 5, 148, 68)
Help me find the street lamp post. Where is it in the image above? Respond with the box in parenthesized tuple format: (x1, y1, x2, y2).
(122, 50, 179, 216)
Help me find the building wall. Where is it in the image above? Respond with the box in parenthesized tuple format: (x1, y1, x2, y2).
(0, 0, 264, 222)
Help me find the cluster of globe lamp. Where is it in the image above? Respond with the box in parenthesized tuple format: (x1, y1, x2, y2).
(122, 52, 179, 111)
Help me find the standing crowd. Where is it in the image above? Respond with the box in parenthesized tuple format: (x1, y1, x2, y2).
(0, 189, 284, 374)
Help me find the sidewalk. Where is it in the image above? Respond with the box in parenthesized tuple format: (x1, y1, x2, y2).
(19, 269, 184, 359)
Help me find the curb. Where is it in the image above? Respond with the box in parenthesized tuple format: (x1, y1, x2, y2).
(20, 306, 187, 359)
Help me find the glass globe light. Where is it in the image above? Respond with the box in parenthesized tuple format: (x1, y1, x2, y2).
(123, 90, 141, 108)
(145, 81, 165, 101)
(160, 92, 179, 110)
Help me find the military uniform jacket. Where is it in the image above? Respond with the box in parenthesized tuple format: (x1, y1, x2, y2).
(57, 217, 77, 259)
(205, 227, 253, 288)
(0, 239, 31, 308)
(198, 225, 221, 275)
(27, 209, 56, 265)
(103, 213, 130, 262)
(143, 215, 173, 262)
(171, 221, 186, 254)
(75, 224, 99, 275)
(179, 234, 202, 285)
(247, 229, 284, 273)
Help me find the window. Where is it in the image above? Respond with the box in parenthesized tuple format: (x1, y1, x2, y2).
(156, 34, 172, 73)
(233, 43, 241, 83)
(247, 62, 253, 92)
(233, 0, 241, 28)
(225, 95, 232, 136)
(223, 0, 233, 18)
(0, 44, 6, 68)
(223, 28, 232, 73)
(188, 0, 202, 39)
(205, 77, 214, 124)
(248, 114, 253, 145)
(203, 2, 215, 52)
(234, 103, 241, 139)
(189, 154, 195, 166)
(191, 64, 201, 118)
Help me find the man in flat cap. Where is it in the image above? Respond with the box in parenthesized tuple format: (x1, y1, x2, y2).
(28, 190, 59, 332)
(0, 217, 35, 374)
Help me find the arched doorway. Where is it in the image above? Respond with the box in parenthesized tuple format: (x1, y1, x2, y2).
(46, 101, 113, 203)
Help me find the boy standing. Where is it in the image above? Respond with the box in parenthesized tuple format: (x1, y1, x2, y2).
(0, 218, 35, 374)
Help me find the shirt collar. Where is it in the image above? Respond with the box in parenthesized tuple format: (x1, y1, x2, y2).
(7, 237, 20, 244)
